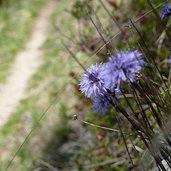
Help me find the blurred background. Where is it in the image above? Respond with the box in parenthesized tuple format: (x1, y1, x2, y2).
(0, 0, 170, 170)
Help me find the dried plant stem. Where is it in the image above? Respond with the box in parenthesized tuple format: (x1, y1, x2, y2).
(146, 0, 171, 40)
(62, 41, 87, 71)
(99, 0, 123, 32)
(131, 86, 154, 135)
(74, 114, 134, 136)
(129, 19, 171, 100)
(89, 15, 112, 51)
(4, 88, 63, 171)
(108, 93, 170, 170)
(133, 83, 163, 128)
(116, 116, 135, 169)
(55, 25, 78, 45)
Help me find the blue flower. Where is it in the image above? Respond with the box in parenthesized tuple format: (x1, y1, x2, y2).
(79, 64, 106, 97)
(92, 89, 121, 115)
(102, 49, 145, 91)
(92, 94, 110, 115)
(160, 3, 171, 19)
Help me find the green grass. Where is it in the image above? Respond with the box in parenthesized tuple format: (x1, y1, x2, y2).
(0, 0, 77, 136)
(0, 0, 45, 82)
(0, 1, 81, 170)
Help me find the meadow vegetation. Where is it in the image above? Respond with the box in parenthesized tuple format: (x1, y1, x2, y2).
(0, 0, 45, 81)
(0, 0, 171, 171)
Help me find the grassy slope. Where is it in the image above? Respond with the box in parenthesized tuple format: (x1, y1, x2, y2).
(0, 1, 82, 170)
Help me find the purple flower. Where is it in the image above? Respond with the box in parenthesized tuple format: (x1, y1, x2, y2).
(79, 64, 106, 97)
(160, 3, 171, 19)
(102, 49, 145, 91)
(92, 89, 121, 115)
(92, 94, 110, 115)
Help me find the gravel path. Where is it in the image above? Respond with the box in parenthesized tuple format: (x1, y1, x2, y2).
(0, 0, 57, 127)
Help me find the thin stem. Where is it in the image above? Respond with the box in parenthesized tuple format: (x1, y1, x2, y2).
(129, 19, 171, 100)
(99, 0, 123, 32)
(4, 87, 63, 171)
(146, 0, 171, 40)
(62, 41, 87, 71)
(73, 114, 134, 136)
(117, 116, 135, 169)
(55, 25, 78, 44)
(89, 15, 112, 51)
(131, 85, 154, 135)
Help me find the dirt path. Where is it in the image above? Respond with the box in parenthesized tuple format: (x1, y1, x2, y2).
(0, 0, 57, 127)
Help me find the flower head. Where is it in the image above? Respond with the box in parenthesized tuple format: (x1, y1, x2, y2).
(92, 88, 121, 115)
(102, 49, 145, 91)
(79, 64, 106, 97)
(92, 94, 110, 115)
(160, 3, 171, 19)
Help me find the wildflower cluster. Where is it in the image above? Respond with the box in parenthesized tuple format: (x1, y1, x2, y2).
(80, 49, 145, 114)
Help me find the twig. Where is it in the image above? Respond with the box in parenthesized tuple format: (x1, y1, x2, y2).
(73, 114, 134, 136)
(117, 116, 135, 169)
(55, 24, 78, 44)
(62, 41, 87, 71)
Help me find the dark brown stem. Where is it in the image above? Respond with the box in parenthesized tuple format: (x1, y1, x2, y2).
(99, 0, 123, 32)
(116, 116, 135, 169)
(146, 0, 171, 40)
(62, 41, 87, 71)
(129, 19, 171, 100)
